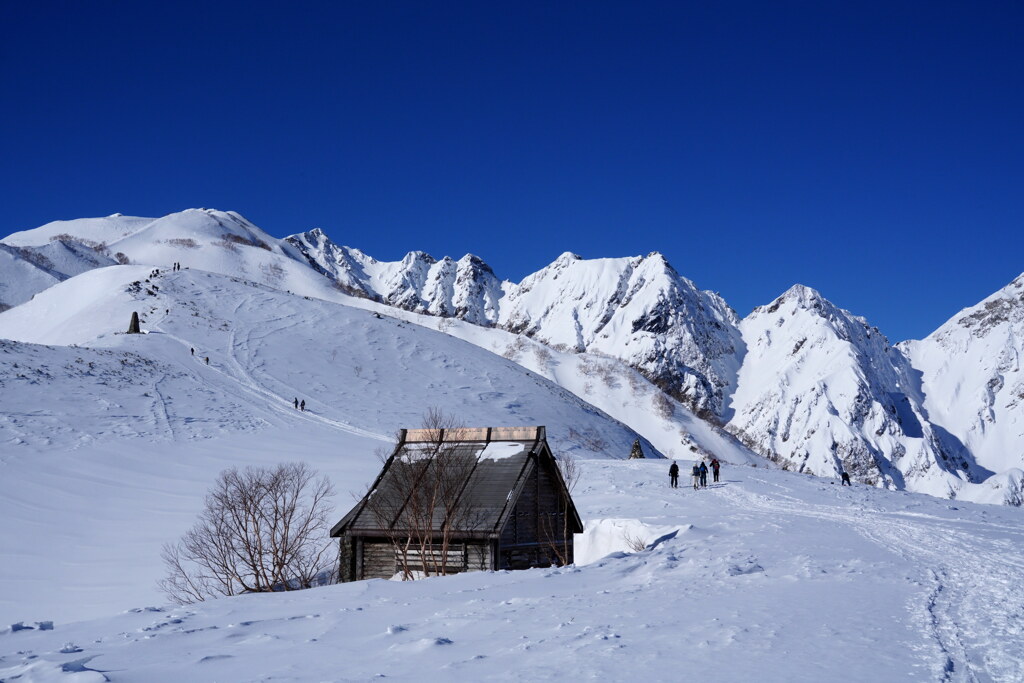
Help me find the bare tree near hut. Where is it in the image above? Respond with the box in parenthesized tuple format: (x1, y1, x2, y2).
(539, 452, 581, 566)
(158, 462, 335, 604)
(364, 408, 484, 579)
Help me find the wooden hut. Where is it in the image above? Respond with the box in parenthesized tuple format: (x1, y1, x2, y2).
(331, 426, 583, 582)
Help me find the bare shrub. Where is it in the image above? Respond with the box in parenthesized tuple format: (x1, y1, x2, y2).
(597, 362, 620, 389)
(14, 247, 55, 272)
(567, 427, 607, 453)
(652, 392, 676, 420)
(213, 238, 240, 253)
(158, 463, 335, 604)
(165, 238, 199, 249)
(502, 336, 527, 361)
(114, 252, 130, 265)
(49, 233, 108, 255)
(533, 345, 553, 369)
(220, 233, 271, 251)
(578, 358, 598, 376)
(627, 370, 646, 394)
(260, 261, 286, 285)
(624, 532, 648, 552)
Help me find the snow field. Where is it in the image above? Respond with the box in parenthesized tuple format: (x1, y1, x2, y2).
(4, 459, 1022, 681)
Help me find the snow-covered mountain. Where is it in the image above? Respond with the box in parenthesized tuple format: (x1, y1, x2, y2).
(901, 273, 1024, 486)
(286, 228, 504, 325)
(726, 285, 993, 500)
(2, 208, 1022, 506)
(2, 210, 1024, 682)
(287, 232, 743, 417)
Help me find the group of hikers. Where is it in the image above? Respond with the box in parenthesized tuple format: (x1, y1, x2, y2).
(668, 458, 721, 489)
(171, 262, 183, 271)
(293, 397, 305, 411)
(668, 458, 854, 489)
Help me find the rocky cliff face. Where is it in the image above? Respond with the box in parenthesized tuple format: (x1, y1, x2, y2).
(285, 229, 503, 325)
(725, 285, 975, 497)
(498, 251, 744, 417)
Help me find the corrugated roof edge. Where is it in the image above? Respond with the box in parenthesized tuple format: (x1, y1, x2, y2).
(401, 426, 545, 443)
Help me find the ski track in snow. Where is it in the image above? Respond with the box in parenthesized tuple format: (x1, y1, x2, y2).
(716, 481, 1024, 682)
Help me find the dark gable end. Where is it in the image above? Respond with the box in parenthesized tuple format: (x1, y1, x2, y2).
(332, 426, 583, 581)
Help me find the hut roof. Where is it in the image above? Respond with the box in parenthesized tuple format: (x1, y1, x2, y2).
(331, 426, 582, 539)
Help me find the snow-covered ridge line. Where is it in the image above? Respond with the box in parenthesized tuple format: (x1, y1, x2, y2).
(3, 208, 1023, 505)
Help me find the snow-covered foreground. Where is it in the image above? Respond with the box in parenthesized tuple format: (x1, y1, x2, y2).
(4, 460, 1022, 682)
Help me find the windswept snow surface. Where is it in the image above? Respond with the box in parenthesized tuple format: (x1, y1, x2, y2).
(2, 461, 1022, 682)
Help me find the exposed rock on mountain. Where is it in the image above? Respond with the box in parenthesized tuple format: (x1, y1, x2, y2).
(3, 208, 1022, 504)
(900, 273, 1024, 484)
(726, 285, 976, 499)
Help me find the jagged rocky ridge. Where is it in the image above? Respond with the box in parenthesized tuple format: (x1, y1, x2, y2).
(2, 209, 1022, 504)
(288, 229, 743, 418)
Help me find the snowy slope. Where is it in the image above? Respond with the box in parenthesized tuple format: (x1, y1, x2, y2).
(901, 273, 1024, 479)
(3, 460, 1023, 682)
(0, 241, 116, 311)
(0, 266, 665, 623)
(726, 285, 1022, 504)
(3, 208, 1021, 507)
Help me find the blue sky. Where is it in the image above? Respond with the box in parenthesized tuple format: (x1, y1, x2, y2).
(2, 1, 1021, 341)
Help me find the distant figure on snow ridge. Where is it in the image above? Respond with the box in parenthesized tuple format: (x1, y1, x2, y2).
(669, 461, 679, 488)
(711, 458, 721, 483)
(294, 397, 299, 409)
(691, 463, 701, 490)
(190, 347, 194, 355)
(699, 461, 709, 488)
(300, 400, 305, 411)
(841, 472, 851, 486)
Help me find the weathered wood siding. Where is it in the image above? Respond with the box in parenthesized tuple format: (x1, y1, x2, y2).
(496, 455, 574, 569)
(340, 537, 495, 581)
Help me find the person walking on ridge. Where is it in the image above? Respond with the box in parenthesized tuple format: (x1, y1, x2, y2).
(691, 463, 701, 490)
(669, 461, 679, 488)
(711, 458, 721, 483)
(841, 471, 851, 486)
(699, 461, 709, 488)
(294, 397, 299, 409)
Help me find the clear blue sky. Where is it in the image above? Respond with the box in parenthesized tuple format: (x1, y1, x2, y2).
(3, 2, 1022, 341)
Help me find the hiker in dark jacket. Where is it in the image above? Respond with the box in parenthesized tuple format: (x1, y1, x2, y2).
(841, 471, 851, 486)
(300, 399, 306, 411)
(294, 397, 299, 409)
(691, 463, 701, 490)
(711, 458, 721, 483)
(669, 461, 679, 488)
(699, 461, 709, 488)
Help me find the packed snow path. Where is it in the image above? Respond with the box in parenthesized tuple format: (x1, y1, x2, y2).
(3, 460, 1022, 682)
(717, 479, 1024, 682)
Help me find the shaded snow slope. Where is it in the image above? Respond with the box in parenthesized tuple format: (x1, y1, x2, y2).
(901, 273, 1024, 483)
(3, 460, 1023, 682)
(0, 240, 116, 311)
